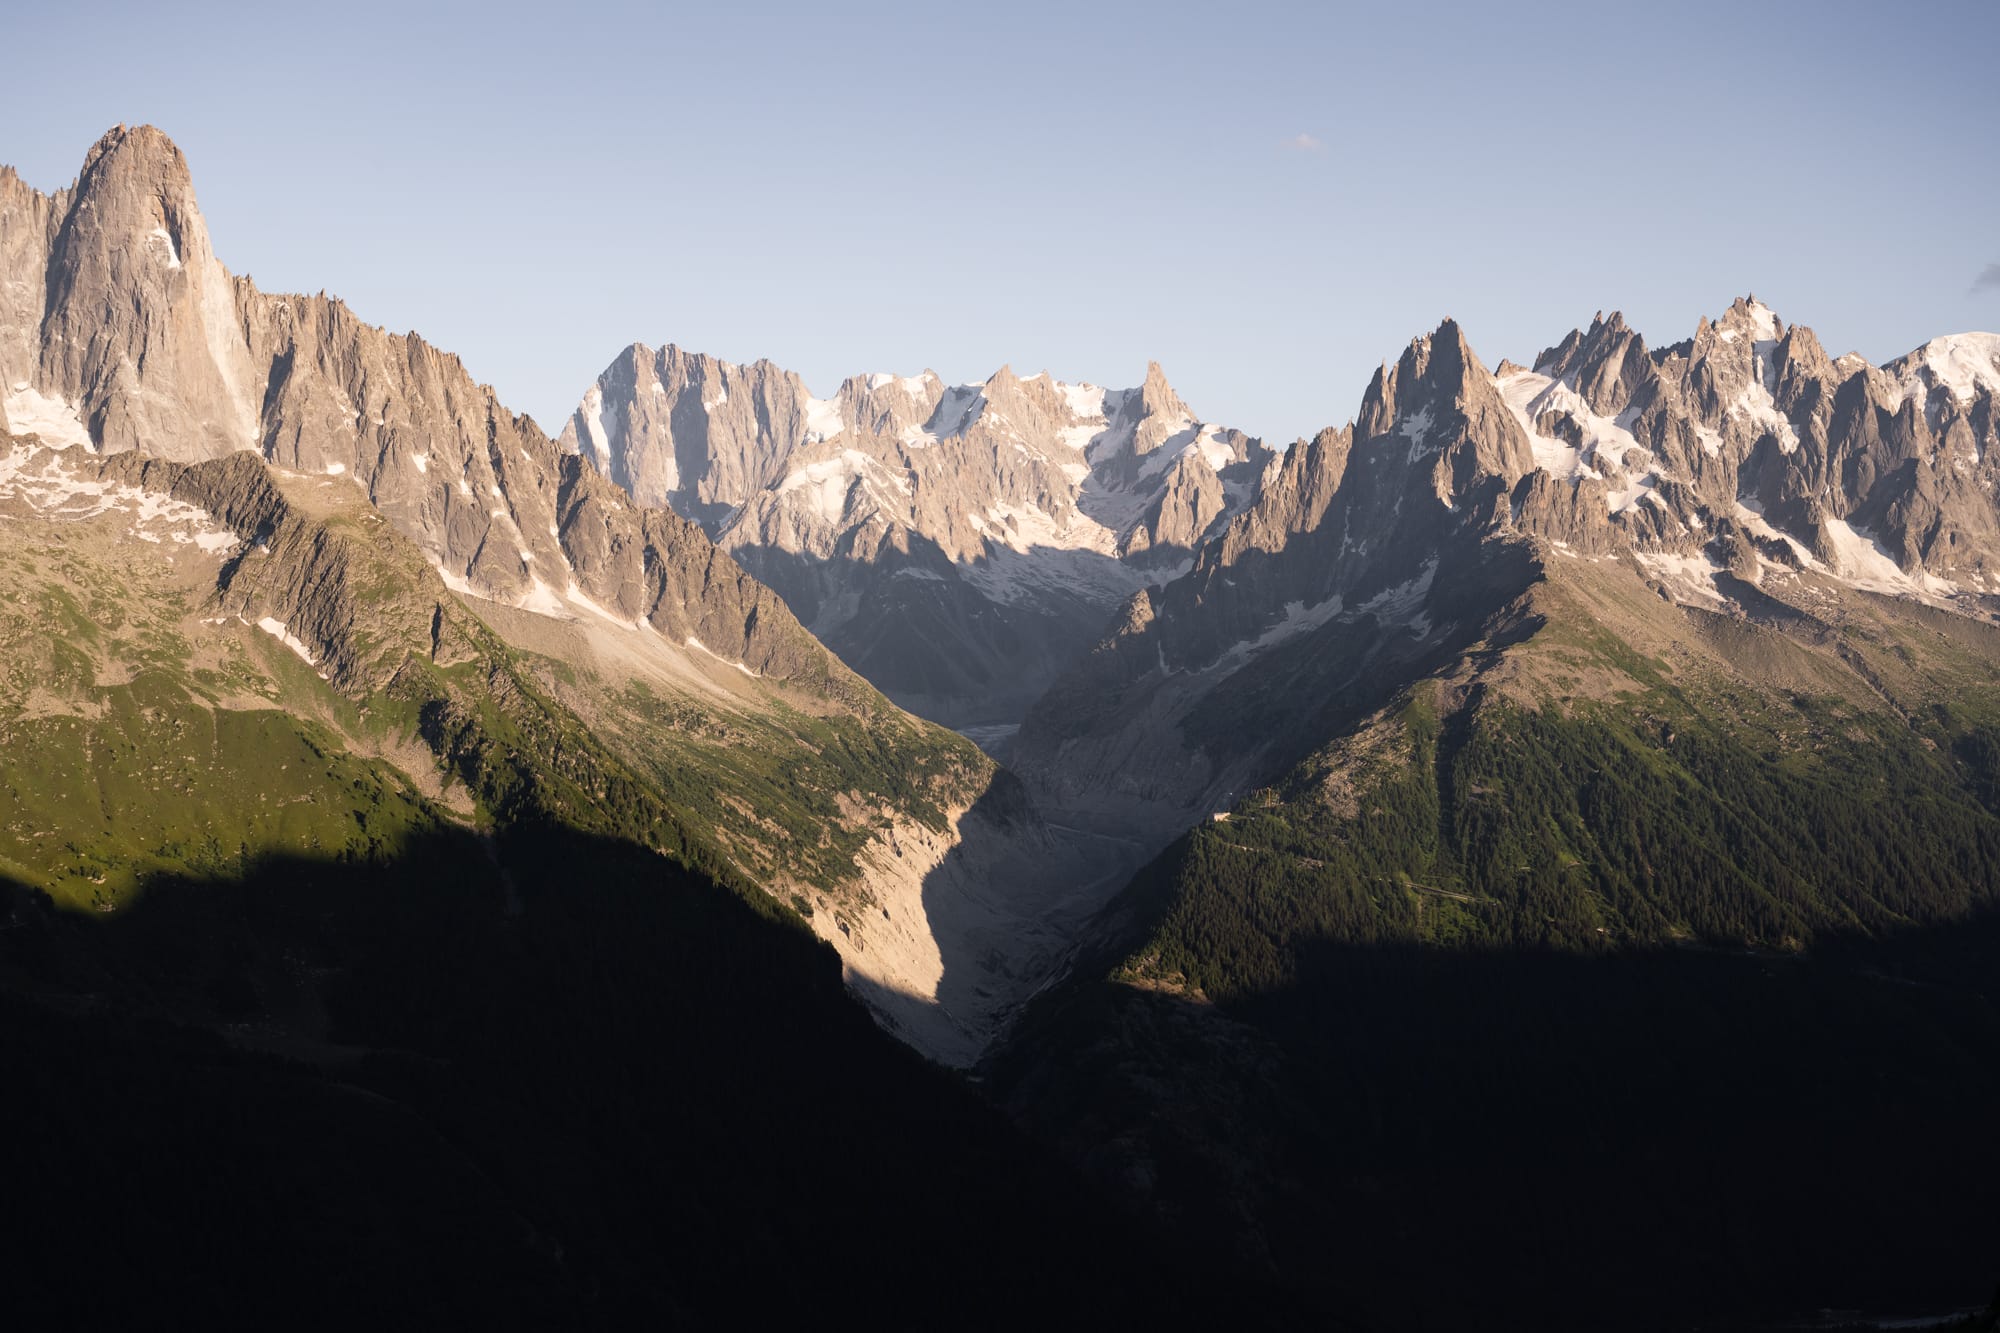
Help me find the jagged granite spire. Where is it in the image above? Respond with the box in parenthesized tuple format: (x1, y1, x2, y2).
(33, 125, 259, 458)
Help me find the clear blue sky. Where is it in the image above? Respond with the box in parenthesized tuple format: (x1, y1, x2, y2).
(4, 0, 1997, 444)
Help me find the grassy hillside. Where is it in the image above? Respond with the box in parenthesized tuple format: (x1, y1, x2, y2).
(490, 627, 988, 897)
(1137, 678, 2000, 997)
(0, 511, 452, 909)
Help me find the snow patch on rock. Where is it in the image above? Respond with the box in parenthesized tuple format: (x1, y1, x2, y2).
(1820, 516, 1957, 596)
(685, 635, 760, 677)
(4, 385, 95, 452)
(803, 394, 844, 443)
(1885, 332, 2000, 412)
(0, 442, 241, 554)
(255, 616, 318, 666)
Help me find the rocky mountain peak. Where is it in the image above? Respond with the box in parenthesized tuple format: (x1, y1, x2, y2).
(846, 367, 943, 436)
(63, 123, 207, 282)
(0, 125, 893, 700)
(1885, 333, 2000, 412)
(1533, 309, 1654, 418)
(76, 123, 189, 189)
(555, 335, 1268, 726)
(1359, 320, 1501, 438)
(1772, 321, 1836, 401)
(1132, 359, 1191, 439)
(29, 124, 258, 461)
(1425, 316, 1477, 375)
(1355, 358, 1399, 437)
(968, 362, 1049, 426)
(613, 339, 656, 381)
(1719, 294, 1786, 343)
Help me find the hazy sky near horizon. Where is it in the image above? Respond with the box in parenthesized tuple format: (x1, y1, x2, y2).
(4, 0, 1997, 443)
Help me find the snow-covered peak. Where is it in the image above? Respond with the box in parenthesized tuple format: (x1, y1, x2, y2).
(1491, 367, 1649, 495)
(1888, 332, 2000, 405)
(1057, 380, 1109, 420)
(803, 393, 845, 443)
(1712, 296, 1785, 345)
(567, 341, 1268, 607)
(1742, 299, 1782, 343)
(865, 370, 937, 396)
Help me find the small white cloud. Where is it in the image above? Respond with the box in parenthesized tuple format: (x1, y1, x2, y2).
(1286, 132, 1324, 153)
(1973, 262, 2000, 295)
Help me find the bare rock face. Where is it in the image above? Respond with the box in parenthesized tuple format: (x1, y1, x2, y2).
(562, 343, 814, 527)
(1536, 310, 1657, 418)
(559, 341, 1272, 728)
(1128, 447, 1229, 556)
(0, 166, 59, 414)
(1511, 470, 1617, 554)
(35, 126, 258, 460)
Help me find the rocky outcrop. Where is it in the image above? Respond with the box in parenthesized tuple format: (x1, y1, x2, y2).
(549, 452, 848, 686)
(28, 127, 258, 460)
(85, 449, 482, 687)
(1535, 310, 1657, 418)
(1125, 447, 1229, 557)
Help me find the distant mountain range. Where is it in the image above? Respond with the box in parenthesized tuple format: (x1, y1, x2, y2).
(5, 124, 1999, 1331)
(560, 346, 1269, 728)
(555, 290, 2000, 853)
